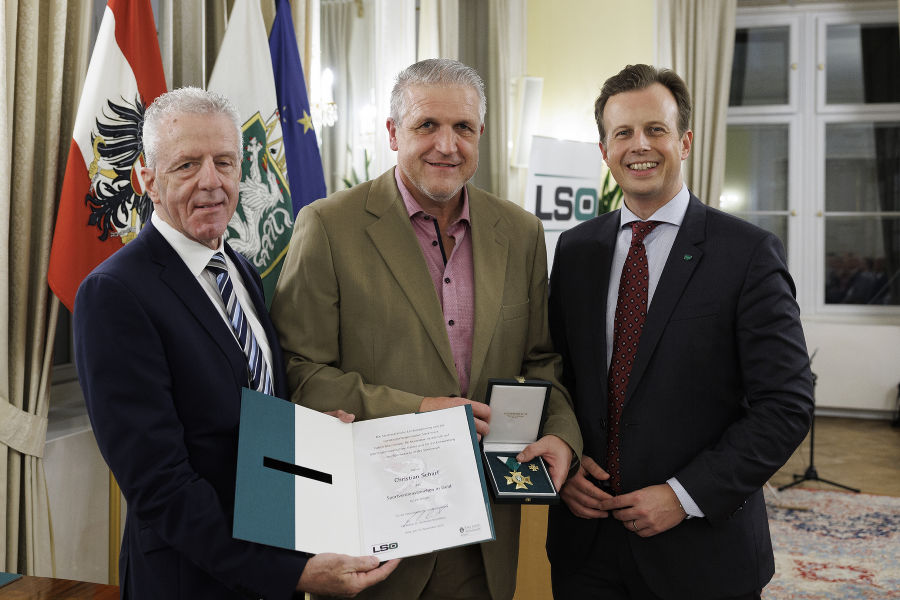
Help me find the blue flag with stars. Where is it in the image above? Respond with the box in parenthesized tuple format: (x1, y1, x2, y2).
(270, 0, 327, 216)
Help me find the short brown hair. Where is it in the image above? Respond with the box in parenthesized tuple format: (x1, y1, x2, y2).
(594, 64, 692, 143)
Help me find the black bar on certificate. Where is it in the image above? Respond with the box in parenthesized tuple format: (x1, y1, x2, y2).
(263, 456, 333, 485)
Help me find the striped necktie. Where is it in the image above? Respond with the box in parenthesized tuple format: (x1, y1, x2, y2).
(206, 252, 273, 395)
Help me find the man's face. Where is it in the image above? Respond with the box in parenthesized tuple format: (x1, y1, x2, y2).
(142, 112, 241, 249)
(387, 84, 483, 208)
(600, 83, 692, 212)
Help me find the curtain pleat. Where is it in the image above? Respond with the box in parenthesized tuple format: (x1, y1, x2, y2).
(486, 0, 512, 201)
(418, 0, 459, 61)
(666, 0, 736, 207)
(1, 0, 89, 577)
(320, 0, 355, 192)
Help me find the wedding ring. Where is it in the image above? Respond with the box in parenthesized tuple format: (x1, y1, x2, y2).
(631, 519, 638, 532)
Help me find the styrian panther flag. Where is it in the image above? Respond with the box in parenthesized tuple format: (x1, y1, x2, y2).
(208, 0, 294, 306)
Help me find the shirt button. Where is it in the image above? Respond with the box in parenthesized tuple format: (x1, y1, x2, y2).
(444, 277, 451, 284)
(432, 240, 438, 246)
(424, 215, 431, 221)
(448, 319, 455, 326)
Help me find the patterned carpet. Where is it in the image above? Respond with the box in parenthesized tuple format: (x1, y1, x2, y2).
(764, 487, 900, 599)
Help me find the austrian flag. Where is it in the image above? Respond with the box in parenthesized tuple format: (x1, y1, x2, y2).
(48, 0, 166, 311)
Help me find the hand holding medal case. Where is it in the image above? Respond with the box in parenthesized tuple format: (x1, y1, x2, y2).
(482, 378, 559, 504)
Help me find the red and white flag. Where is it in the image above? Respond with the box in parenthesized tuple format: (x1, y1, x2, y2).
(48, 0, 166, 311)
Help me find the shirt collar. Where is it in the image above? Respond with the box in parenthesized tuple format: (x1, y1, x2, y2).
(619, 183, 690, 228)
(151, 211, 221, 277)
(394, 168, 471, 225)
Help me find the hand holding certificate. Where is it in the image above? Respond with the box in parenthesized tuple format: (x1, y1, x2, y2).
(234, 389, 495, 561)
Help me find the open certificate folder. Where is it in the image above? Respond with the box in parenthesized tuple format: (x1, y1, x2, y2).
(233, 389, 495, 561)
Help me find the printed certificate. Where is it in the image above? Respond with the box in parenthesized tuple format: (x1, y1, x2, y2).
(233, 389, 494, 560)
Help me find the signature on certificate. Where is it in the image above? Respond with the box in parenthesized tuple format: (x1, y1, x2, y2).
(400, 505, 448, 527)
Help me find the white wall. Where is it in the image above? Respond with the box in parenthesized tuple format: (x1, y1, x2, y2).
(803, 320, 900, 414)
(526, 0, 657, 143)
(44, 384, 110, 584)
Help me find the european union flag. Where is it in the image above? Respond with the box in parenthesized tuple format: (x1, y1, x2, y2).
(269, 0, 327, 216)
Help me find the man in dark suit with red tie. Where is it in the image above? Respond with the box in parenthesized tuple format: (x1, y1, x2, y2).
(546, 64, 814, 599)
(74, 87, 397, 599)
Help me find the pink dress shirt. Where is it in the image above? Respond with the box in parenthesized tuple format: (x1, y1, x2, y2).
(395, 169, 475, 397)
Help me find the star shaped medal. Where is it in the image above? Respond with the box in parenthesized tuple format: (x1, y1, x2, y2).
(497, 456, 532, 490)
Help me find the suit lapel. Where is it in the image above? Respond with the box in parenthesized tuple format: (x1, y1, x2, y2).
(143, 223, 246, 383)
(364, 170, 458, 380)
(626, 196, 707, 399)
(468, 188, 507, 392)
(590, 214, 621, 389)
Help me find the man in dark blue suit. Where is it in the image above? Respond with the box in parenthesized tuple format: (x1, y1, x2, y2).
(74, 87, 398, 599)
(546, 65, 814, 599)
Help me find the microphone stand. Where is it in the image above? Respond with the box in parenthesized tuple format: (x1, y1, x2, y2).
(778, 365, 860, 493)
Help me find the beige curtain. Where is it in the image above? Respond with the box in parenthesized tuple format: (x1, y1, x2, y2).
(290, 0, 314, 85)
(160, 0, 240, 89)
(485, 0, 512, 201)
(662, 0, 736, 208)
(1, 0, 91, 577)
(320, 0, 355, 192)
(160, 0, 310, 90)
(417, 0, 459, 61)
(457, 0, 524, 200)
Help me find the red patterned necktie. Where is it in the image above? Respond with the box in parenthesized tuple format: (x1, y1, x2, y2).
(607, 220, 660, 493)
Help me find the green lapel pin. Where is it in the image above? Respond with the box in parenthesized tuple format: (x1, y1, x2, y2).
(683, 254, 693, 261)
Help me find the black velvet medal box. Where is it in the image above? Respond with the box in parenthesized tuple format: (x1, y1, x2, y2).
(481, 378, 559, 504)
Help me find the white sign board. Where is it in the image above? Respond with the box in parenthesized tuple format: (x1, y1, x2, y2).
(523, 136, 605, 267)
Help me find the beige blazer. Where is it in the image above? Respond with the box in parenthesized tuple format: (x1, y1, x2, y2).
(271, 168, 582, 600)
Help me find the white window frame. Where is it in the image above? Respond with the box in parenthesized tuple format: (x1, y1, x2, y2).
(730, 1, 900, 321)
(729, 13, 801, 117)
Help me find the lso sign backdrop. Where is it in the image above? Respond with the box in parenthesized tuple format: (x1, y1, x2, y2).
(523, 136, 606, 268)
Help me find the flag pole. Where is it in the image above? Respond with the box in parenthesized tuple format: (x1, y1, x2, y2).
(108, 471, 121, 585)
(201, 1, 207, 86)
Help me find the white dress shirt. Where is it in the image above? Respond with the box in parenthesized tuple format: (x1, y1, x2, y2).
(604, 184, 703, 518)
(151, 212, 274, 381)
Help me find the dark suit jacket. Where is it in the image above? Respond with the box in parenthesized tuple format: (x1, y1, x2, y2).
(74, 221, 306, 600)
(546, 196, 814, 599)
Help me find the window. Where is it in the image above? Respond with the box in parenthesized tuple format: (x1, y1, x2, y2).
(722, 3, 900, 314)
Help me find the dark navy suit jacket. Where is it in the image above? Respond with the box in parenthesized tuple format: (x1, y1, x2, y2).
(546, 196, 814, 599)
(74, 221, 305, 599)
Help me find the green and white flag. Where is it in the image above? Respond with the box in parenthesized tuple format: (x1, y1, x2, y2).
(208, 0, 293, 305)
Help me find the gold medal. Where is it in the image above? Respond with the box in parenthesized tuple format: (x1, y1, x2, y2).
(504, 470, 533, 490)
(497, 456, 532, 490)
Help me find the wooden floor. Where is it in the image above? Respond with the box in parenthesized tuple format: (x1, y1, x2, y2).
(513, 416, 900, 600)
(769, 416, 900, 496)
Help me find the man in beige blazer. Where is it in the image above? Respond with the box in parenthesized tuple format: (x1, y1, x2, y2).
(271, 58, 582, 600)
